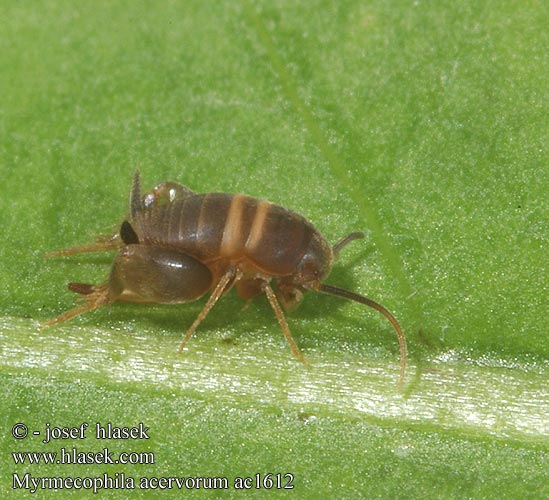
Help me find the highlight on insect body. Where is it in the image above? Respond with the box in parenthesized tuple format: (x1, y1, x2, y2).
(42, 171, 407, 385)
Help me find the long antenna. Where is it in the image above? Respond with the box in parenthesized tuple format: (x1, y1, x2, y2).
(317, 283, 406, 387)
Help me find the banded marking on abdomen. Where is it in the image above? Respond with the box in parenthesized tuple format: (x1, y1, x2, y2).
(245, 200, 314, 275)
(219, 194, 259, 259)
(244, 198, 272, 254)
(195, 193, 233, 259)
(138, 192, 314, 276)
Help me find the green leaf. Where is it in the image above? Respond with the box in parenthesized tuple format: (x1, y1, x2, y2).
(1, 1, 547, 498)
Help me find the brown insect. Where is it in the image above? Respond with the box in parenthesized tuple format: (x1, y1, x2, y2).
(42, 172, 406, 384)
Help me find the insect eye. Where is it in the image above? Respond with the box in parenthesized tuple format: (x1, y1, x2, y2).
(298, 259, 318, 279)
(120, 220, 139, 245)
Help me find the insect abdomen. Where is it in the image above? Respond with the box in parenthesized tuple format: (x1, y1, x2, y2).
(135, 193, 322, 276)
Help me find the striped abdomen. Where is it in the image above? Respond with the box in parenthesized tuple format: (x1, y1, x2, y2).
(132, 193, 332, 279)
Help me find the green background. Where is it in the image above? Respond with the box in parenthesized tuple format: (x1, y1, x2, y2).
(1, 1, 547, 498)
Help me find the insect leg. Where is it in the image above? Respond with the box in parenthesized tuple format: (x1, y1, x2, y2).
(263, 284, 309, 367)
(45, 233, 121, 257)
(177, 268, 239, 353)
(40, 284, 111, 329)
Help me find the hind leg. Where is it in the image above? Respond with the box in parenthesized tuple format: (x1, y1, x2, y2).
(42, 245, 213, 329)
(45, 232, 121, 257)
(40, 284, 112, 328)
